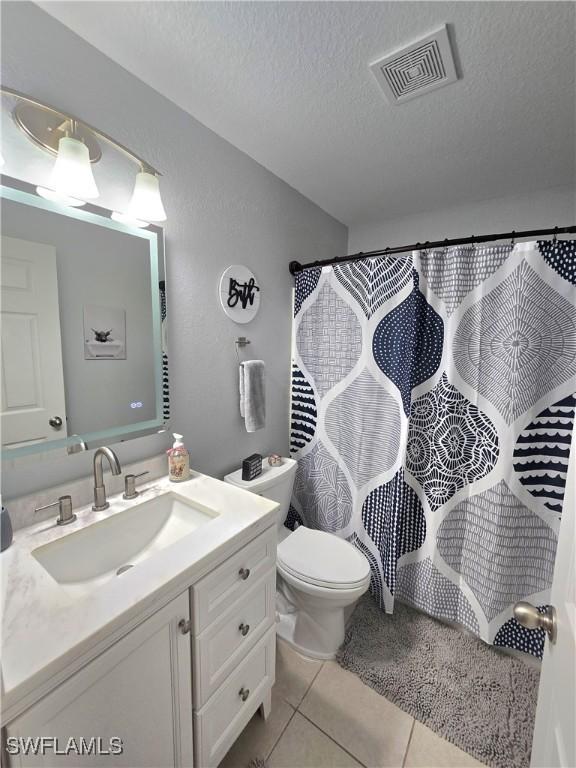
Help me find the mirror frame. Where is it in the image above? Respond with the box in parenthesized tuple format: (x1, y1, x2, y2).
(1, 174, 167, 459)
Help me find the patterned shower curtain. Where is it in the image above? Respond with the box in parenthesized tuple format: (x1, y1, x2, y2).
(289, 239, 576, 658)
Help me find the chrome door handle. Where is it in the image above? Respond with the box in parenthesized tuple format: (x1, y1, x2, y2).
(49, 416, 63, 429)
(239, 567, 250, 581)
(239, 623, 250, 637)
(239, 687, 250, 702)
(178, 619, 191, 635)
(513, 602, 557, 643)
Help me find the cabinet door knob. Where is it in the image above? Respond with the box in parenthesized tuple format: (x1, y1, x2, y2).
(239, 622, 250, 636)
(49, 416, 63, 429)
(178, 618, 191, 635)
(239, 687, 250, 702)
(239, 567, 250, 581)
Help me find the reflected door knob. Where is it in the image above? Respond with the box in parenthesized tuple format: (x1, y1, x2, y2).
(513, 602, 557, 643)
(49, 416, 63, 429)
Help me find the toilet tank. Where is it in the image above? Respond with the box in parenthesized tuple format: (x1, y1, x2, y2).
(224, 458, 297, 528)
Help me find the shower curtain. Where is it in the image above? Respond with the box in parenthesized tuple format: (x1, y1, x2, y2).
(289, 239, 576, 658)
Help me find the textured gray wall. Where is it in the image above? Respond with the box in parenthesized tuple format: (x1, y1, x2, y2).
(1, 2, 347, 499)
(349, 185, 575, 252)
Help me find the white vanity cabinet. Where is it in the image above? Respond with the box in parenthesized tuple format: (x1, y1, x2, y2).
(5, 526, 277, 768)
(191, 527, 277, 767)
(6, 591, 194, 768)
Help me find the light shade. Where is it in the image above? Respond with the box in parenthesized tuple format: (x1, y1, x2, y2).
(127, 171, 166, 222)
(50, 136, 99, 200)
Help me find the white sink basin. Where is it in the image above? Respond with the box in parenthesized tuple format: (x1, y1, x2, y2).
(32, 492, 218, 596)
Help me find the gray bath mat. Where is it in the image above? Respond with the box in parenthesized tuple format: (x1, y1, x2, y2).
(336, 596, 540, 768)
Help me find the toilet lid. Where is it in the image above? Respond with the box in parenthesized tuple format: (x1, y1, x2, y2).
(277, 527, 370, 589)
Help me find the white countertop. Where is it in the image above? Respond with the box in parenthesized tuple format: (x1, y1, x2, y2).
(0, 471, 278, 721)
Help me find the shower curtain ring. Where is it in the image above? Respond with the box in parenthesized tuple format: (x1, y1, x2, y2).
(511, 231, 516, 247)
(553, 227, 558, 243)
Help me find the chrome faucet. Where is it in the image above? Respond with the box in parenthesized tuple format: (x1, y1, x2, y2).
(93, 447, 122, 511)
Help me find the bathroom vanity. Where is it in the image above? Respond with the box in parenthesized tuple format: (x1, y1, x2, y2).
(1, 473, 278, 767)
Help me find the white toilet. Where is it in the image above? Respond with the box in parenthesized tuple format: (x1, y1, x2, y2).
(224, 457, 371, 660)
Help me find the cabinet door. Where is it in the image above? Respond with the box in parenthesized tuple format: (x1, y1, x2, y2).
(6, 592, 193, 768)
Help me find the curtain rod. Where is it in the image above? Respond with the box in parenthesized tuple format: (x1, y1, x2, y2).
(288, 225, 576, 275)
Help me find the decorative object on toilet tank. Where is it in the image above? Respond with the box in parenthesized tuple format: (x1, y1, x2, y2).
(268, 454, 283, 466)
(242, 453, 263, 481)
(219, 265, 260, 323)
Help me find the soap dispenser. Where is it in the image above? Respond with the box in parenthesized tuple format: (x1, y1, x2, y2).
(167, 433, 190, 482)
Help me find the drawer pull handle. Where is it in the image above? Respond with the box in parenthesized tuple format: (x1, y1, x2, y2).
(239, 567, 251, 581)
(178, 619, 191, 635)
(239, 622, 250, 636)
(239, 687, 250, 702)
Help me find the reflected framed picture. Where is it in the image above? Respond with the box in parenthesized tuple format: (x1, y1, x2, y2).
(83, 304, 126, 360)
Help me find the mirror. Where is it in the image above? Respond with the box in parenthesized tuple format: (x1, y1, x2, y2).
(1, 176, 167, 458)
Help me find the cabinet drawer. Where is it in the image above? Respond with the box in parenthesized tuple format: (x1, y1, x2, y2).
(193, 568, 275, 707)
(192, 527, 276, 633)
(194, 627, 276, 768)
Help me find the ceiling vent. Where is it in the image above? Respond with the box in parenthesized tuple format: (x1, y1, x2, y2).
(370, 25, 458, 105)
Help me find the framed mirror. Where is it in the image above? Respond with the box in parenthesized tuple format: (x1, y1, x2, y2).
(1, 176, 168, 458)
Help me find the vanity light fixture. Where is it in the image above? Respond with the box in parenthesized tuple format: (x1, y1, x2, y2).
(2, 86, 167, 223)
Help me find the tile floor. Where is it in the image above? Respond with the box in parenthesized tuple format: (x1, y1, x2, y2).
(219, 639, 486, 768)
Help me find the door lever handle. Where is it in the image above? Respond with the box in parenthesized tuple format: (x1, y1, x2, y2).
(513, 602, 557, 643)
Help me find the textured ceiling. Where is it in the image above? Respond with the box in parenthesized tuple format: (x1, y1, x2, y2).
(37, 1, 575, 227)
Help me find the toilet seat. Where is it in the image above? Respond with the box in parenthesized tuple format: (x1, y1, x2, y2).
(277, 527, 370, 590)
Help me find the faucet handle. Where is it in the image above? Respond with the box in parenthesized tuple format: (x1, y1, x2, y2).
(123, 471, 149, 500)
(35, 495, 77, 526)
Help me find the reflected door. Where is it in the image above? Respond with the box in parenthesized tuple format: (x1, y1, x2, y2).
(1, 235, 67, 447)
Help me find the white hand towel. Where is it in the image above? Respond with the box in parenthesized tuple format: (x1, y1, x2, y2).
(239, 360, 266, 432)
